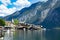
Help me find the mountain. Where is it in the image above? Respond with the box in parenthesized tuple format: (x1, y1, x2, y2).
(0, 16, 3, 19)
(4, 0, 60, 29)
(4, 2, 44, 21)
(41, 0, 60, 28)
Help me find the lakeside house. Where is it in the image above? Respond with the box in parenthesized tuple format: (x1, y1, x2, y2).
(16, 22, 42, 30)
(0, 26, 4, 37)
(5, 21, 15, 30)
(5, 21, 12, 27)
(4, 19, 43, 30)
(5, 19, 16, 27)
(0, 26, 3, 30)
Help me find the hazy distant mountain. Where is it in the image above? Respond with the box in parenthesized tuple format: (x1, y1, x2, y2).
(4, 0, 60, 28)
(0, 16, 3, 18)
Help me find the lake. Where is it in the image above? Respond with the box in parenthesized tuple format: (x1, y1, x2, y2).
(3, 29, 60, 40)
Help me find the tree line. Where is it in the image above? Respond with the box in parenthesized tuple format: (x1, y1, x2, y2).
(0, 19, 19, 26)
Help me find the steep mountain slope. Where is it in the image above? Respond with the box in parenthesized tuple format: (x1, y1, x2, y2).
(41, 0, 60, 28)
(4, 2, 44, 21)
(4, 0, 60, 28)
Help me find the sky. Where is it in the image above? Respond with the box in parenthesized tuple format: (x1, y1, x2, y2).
(0, 0, 48, 17)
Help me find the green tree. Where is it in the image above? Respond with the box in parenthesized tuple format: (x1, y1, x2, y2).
(0, 19, 5, 26)
(14, 19, 19, 25)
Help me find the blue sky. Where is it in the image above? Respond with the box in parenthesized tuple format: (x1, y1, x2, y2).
(28, 0, 48, 3)
(0, 0, 48, 16)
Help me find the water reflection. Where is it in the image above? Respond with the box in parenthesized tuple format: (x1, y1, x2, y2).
(3, 30, 60, 40)
(4, 30, 13, 40)
(13, 30, 46, 40)
(45, 30, 60, 40)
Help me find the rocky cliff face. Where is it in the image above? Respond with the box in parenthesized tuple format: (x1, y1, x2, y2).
(41, 0, 60, 28)
(4, 0, 60, 28)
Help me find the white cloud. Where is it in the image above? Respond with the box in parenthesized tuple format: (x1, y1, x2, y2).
(0, 0, 11, 6)
(0, 4, 17, 16)
(0, 0, 31, 16)
(13, 0, 31, 10)
(14, 0, 30, 6)
(0, 14, 5, 16)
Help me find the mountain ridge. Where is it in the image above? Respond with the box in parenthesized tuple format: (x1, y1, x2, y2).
(4, 0, 60, 29)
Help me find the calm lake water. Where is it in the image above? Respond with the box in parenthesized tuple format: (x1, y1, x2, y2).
(3, 29, 60, 40)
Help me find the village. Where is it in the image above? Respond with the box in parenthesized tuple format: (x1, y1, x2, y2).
(0, 19, 45, 38)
